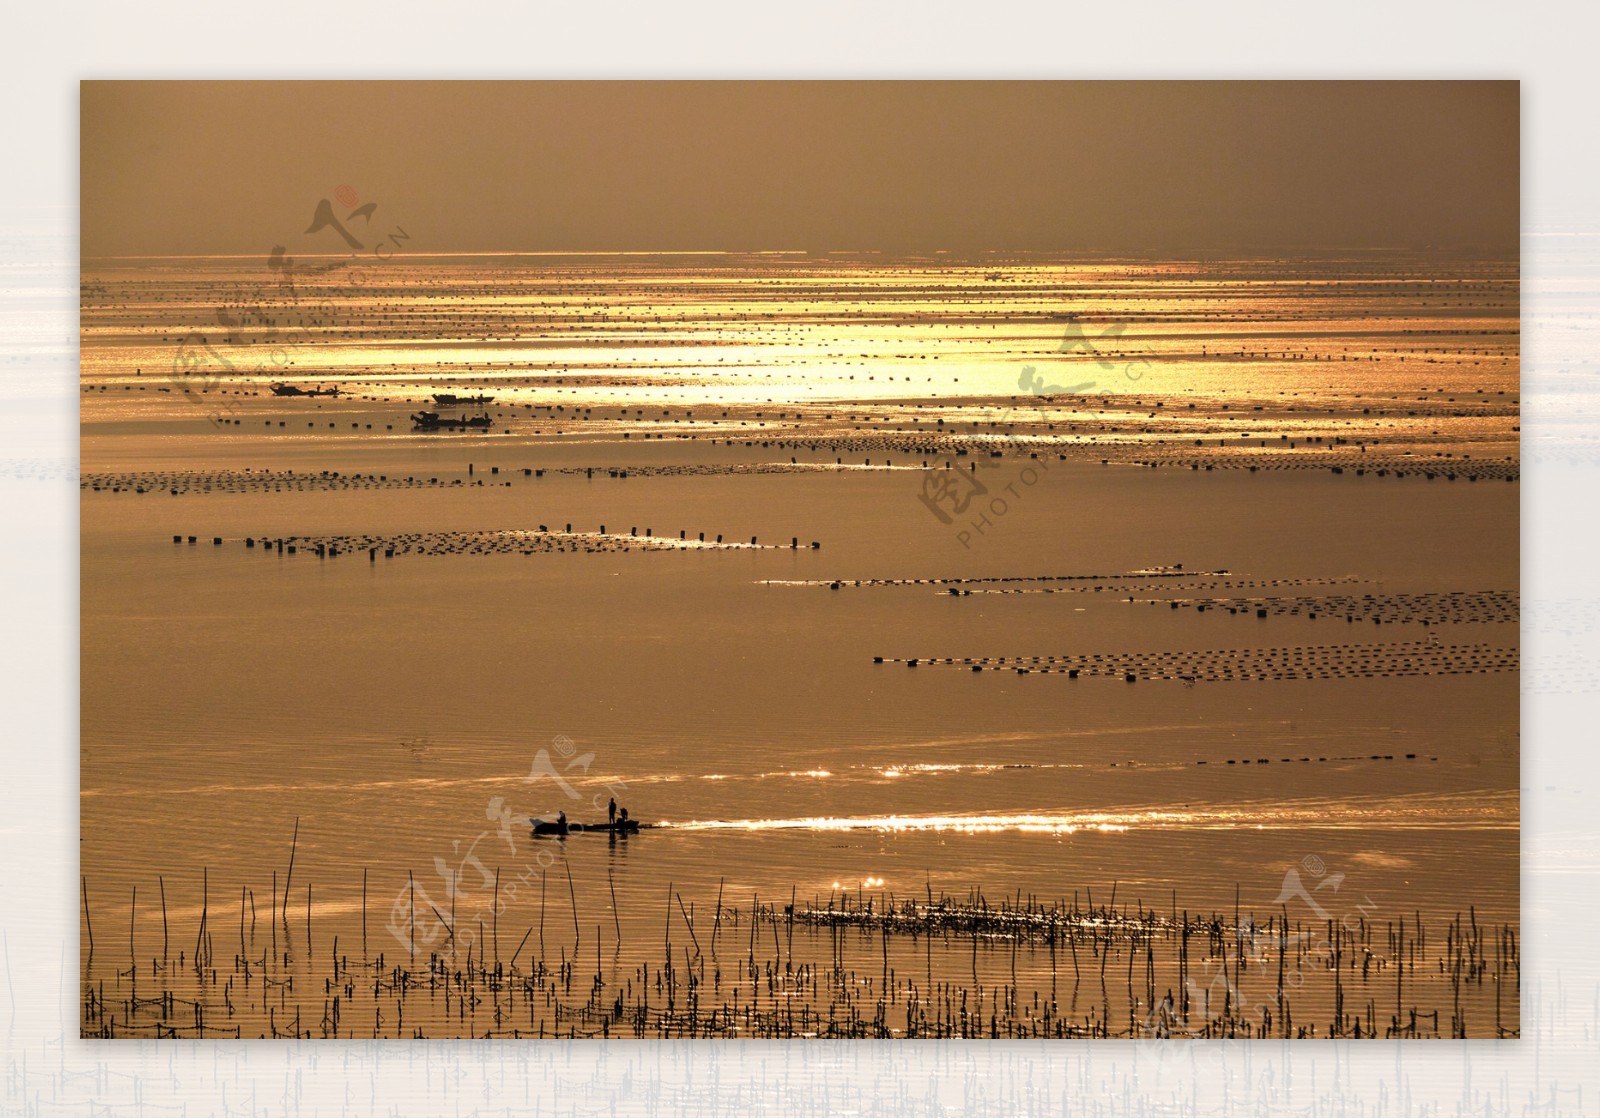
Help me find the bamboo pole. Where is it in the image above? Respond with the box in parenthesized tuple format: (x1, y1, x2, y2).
(608, 872, 622, 943)
(711, 877, 723, 956)
(282, 817, 300, 915)
(196, 867, 208, 969)
(565, 861, 579, 949)
(82, 875, 94, 956)
(675, 893, 701, 956)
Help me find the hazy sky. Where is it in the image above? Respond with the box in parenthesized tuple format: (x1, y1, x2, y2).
(80, 81, 1518, 257)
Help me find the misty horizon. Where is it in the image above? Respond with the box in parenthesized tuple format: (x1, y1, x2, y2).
(80, 80, 1519, 258)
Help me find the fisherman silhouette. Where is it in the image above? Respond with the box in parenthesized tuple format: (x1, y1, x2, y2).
(609, 797, 617, 827)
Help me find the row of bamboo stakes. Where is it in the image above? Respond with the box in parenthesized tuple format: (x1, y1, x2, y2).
(81, 824, 1518, 1040)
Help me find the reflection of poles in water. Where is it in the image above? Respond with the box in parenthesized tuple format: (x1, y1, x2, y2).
(565, 860, 581, 950)
(608, 871, 623, 943)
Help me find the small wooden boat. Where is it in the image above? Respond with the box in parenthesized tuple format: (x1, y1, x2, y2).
(433, 393, 495, 406)
(272, 383, 342, 398)
(411, 411, 493, 431)
(529, 817, 642, 836)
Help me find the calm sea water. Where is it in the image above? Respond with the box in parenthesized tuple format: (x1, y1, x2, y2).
(79, 254, 1519, 1037)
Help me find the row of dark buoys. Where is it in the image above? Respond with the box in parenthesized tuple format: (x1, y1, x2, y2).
(175, 529, 812, 557)
(1145, 589, 1519, 626)
(1117, 450, 1518, 483)
(775, 573, 1374, 596)
(84, 460, 880, 497)
(764, 569, 1221, 589)
(875, 640, 1519, 682)
(965, 575, 1365, 596)
(668, 423, 1520, 485)
(1194, 753, 1430, 766)
(1091, 751, 1437, 767)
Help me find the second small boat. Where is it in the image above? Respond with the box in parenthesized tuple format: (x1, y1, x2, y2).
(412, 411, 493, 431)
(530, 816, 643, 837)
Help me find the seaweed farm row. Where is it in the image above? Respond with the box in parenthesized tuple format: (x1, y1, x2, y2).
(79, 463, 889, 496)
(874, 641, 1519, 683)
(160, 530, 817, 557)
(788, 580, 1518, 628)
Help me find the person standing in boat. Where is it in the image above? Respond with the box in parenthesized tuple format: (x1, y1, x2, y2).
(557, 810, 568, 837)
(608, 797, 617, 829)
